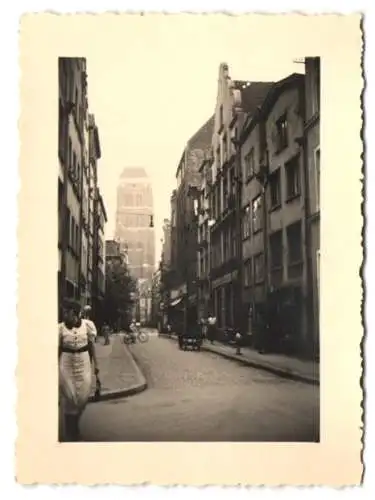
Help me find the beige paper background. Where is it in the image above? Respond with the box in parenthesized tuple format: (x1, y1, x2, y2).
(17, 13, 363, 486)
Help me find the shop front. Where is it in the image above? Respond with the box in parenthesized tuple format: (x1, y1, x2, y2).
(266, 284, 304, 354)
(212, 270, 237, 330)
(186, 293, 198, 333)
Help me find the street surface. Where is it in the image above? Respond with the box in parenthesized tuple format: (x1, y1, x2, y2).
(81, 330, 319, 442)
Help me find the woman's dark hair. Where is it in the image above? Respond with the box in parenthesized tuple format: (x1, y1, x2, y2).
(62, 298, 81, 314)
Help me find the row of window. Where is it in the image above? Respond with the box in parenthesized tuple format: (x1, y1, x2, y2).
(269, 155, 301, 208)
(210, 170, 236, 220)
(210, 226, 237, 269)
(120, 214, 151, 227)
(209, 151, 299, 227)
(243, 221, 303, 287)
(59, 60, 85, 132)
(243, 195, 262, 239)
(120, 193, 146, 207)
(66, 208, 80, 257)
(125, 241, 151, 252)
(67, 137, 82, 194)
(59, 180, 94, 270)
(245, 149, 320, 219)
(58, 62, 86, 167)
(215, 129, 237, 169)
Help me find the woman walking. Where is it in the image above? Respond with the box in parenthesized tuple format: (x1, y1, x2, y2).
(59, 299, 99, 441)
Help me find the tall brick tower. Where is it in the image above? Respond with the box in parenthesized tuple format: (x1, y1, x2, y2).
(115, 167, 155, 285)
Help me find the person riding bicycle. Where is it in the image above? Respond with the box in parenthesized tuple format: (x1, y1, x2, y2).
(129, 320, 138, 343)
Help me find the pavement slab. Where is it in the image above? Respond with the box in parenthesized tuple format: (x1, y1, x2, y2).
(90, 334, 147, 400)
(201, 341, 319, 385)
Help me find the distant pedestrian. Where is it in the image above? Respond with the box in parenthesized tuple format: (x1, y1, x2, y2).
(235, 330, 242, 355)
(102, 322, 111, 345)
(59, 299, 99, 441)
(207, 315, 217, 344)
(200, 318, 208, 340)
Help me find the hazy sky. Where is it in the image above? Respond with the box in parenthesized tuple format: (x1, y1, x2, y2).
(85, 15, 303, 264)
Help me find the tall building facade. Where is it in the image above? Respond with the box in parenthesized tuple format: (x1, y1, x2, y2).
(115, 167, 155, 285)
(167, 116, 214, 333)
(58, 57, 107, 323)
(240, 72, 309, 352)
(206, 63, 273, 331)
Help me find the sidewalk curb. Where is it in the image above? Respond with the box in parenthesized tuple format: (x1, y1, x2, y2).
(164, 333, 319, 386)
(88, 342, 148, 403)
(201, 344, 319, 386)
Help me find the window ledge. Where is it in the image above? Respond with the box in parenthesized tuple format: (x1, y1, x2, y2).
(308, 211, 320, 223)
(269, 203, 282, 213)
(288, 260, 303, 268)
(270, 265, 283, 272)
(285, 193, 301, 204)
(245, 175, 255, 185)
(274, 145, 288, 156)
(254, 279, 265, 285)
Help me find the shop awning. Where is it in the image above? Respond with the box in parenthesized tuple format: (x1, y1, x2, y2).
(170, 297, 183, 307)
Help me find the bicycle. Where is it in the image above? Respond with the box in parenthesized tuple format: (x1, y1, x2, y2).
(123, 328, 149, 344)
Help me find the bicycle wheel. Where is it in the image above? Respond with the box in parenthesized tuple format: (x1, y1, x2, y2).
(138, 331, 149, 343)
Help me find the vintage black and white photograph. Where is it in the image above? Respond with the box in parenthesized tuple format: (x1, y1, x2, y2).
(57, 44, 321, 443)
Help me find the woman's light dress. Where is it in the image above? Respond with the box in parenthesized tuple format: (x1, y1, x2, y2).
(59, 320, 97, 416)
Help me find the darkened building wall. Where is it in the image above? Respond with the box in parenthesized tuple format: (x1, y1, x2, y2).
(168, 116, 214, 331)
(304, 57, 320, 356)
(58, 57, 87, 308)
(87, 113, 107, 327)
(92, 191, 107, 326)
(161, 218, 172, 267)
(151, 268, 162, 328)
(58, 58, 107, 322)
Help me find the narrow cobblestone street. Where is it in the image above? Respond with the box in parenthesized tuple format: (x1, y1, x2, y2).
(81, 332, 319, 442)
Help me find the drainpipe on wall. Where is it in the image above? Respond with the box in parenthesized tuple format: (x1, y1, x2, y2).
(261, 154, 270, 312)
(256, 117, 270, 339)
(297, 83, 316, 359)
(234, 142, 244, 334)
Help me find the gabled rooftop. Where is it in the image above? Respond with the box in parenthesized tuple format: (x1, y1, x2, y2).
(232, 80, 275, 115)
